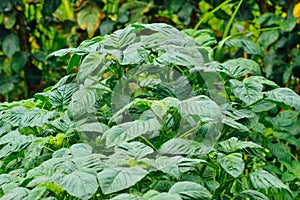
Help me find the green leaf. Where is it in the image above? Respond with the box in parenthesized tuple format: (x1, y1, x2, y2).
(250, 170, 291, 193)
(97, 166, 148, 195)
(49, 83, 78, 110)
(218, 137, 262, 153)
(155, 46, 204, 69)
(217, 152, 244, 177)
(70, 143, 92, 157)
(2, 34, 19, 57)
(266, 88, 300, 111)
(69, 86, 97, 118)
(230, 77, 264, 106)
(116, 141, 154, 159)
(219, 58, 261, 78)
(169, 181, 212, 200)
(77, 3, 102, 37)
(238, 190, 270, 200)
(110, 193, 143, 200)
(67, 54, 81, 73)
(3, 11, 16, 29)
(149, 193, 182, 200)
(252, 100, 277, 112)
(100, 19, 116, 36)
(103, 118, 161, 147)
(19, 108, 57, 129)
(23, 186, 47, 200)
(102, 25, 136, 50)
(222, 118, 250, 132)
(46, 48, 76, 59)
(150, 156, 205, 178)
(53, 171, 98, 200)
(159, 138, 202, 155)
(265, 110, 299, 132)
(11, 51, 28, 73)
(77, 53, 105, 83)
(42, 0, 61, 16)
(258, 30, 280, 49)
(226, 38, 263, 55)
(0, 187, 28, 200)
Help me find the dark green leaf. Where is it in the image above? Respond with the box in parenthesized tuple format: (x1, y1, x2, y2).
(2, 34, 19, 57)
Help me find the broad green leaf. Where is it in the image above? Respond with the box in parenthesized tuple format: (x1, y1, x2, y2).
(76, 3, 102, 37)
(258, 30, 280, 49)
(249, 170, 290, 192)
(150, 156, 205, 178)
(159, 138, 202, 155)
(169, 181, 212, 200)
(99, 19, 116, 35)
(49, 83, 78, 110)
(226, 38, 263, 55)
(0, 134, 33, 158)
(77, 122, 108, 134)
(219, 58, 261, 78)
(76, 53, 105, 83)
(238, 190, 270, 200)
(19, 108, 57, 129)
(0, 187, 28, 200)
(218, 137, 262, 153)
(47, 48, 76, 59)
(266, 88, 300, 111)
(110, 193, 143, 200)
(230, 77, 264, 106)
(252, 100, 276, 112)
(11, 51, 28, 73)
(148, 193, 182, 200)
(97, 166, 148, 194)
(116, 141, 154, 159)
(103, 118, 161, 147)
(265, 110, 299, 132)
(2, 34, 19, 56)
(121, 43, 144, 65)
(101, 25, 136, 50)
(70, 143, 92, 157)
(69, 86, 97, 118)
(222, 118, 250, 132)
(217, 153, 244, 177)
(53, 171, 98, 200)
(0, 174, 14, 186)
(155, 46, 204, 69)
(23, 186, 47, 200)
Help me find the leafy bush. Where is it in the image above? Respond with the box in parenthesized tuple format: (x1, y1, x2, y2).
(0, 23, 299, 199)
(1, 0, 299, 101)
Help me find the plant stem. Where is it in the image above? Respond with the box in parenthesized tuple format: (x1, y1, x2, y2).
(193, 0, 232, 36)
(140, 135, 158, 151)
(215, 26, 281, 61)
(222, 0, 244, 40)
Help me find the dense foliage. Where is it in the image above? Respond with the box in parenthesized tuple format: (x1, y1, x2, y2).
(0, 21, 300, 199)
(1, 0, 300, 101)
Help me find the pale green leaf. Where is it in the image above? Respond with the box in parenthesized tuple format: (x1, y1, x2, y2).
(97, 166, 148, 195)
(169, 181, 212, 200)
(217, 153, 244, 177)
(249, 170, 290, 192)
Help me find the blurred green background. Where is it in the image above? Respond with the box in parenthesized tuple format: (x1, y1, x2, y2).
(0, 0, 300, 102)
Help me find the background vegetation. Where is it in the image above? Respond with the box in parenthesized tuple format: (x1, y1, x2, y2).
(0, 0, 300, 101)
(0, 0, 300, 199)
